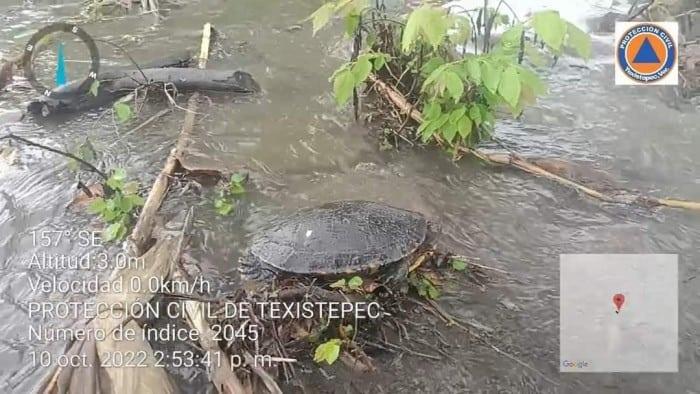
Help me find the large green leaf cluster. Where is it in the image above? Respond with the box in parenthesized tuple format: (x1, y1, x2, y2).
(310, 3, 591, 150)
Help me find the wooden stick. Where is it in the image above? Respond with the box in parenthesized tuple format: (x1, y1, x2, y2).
(121, 108, 171, 138)
(128, 22, 212, 255)
(158, 23, 247, 394)
(369, 74, 700, 211)
(167, 208, 247, 394)
(198, 23, 212, 69)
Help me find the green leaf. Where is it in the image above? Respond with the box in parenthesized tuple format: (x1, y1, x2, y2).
(365, 33, 377, 49)
(103, 222, 123, 242)
(87, 198, 106, 215)
(67, 159, 79, 172)
(524, 43, 547, 67)
(450, 259, 468, 271)
(124, 194, 145, 208)
(351, 56, 373, 84)
(113, 102, 133, 123)
(457, 115, 472, 138)
(420, 56, 445, 77)
(427, 286, 439, 299)
(449, 107, 466, 124)
(347, 276, 363, 290)
(421, 8, 449, 49)
(444, 71, 464, 102)
(480, 61, 501, 94)
(344, 13, 360, 36)
(106, 169, 127, 190)
(112, 168, 127, 180)
(102, 209, 118, 223)
(401, 7, 422, 52)
(480, 104, 495, 125)
(122, 181, 139, 195)
(402, 6, 448, 52)
(89, 80, 100, 97)
(333, 69, 355, 106)
(500, 24, 523, 46)
(449, 15, 472, 44)
(433, 113, 450, 129)
(329, 279, 347, 289)
(468, 105, 482, 125)
(314, 339, 341, 365)
(420, 121, 436, 142)
(229, 182, 246, 195)
(118, 193, 134, 213)
(214, 198, 233, 216)
(497, 24, 523, 56)
(421, 113, 446, 143)
(442, 121, 458, 143)
(422, 101, 441, 120)
(565, 22, 592, 59)
(422, 64, 447, 90)
(465, 58, 481, 82)
(517, 66, 547, 95)
(231, 173, 246, 184)
(531, 11, 567, 52)
(498, 66, 521, 109)
(308, 2, 335, 36)
(372, 54, 387, 71)
(117, 221, 128, 239)
(423, 279, 440, 299)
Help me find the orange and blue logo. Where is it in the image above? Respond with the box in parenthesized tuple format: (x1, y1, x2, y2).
(615, 22, 678, 85)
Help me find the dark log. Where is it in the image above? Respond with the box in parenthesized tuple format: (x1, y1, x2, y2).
(27, 61, 260, 116)
(100, 68, 261, 93)
(135, 50, 194, 69)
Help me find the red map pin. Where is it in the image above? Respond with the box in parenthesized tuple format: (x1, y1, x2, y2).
(613, 293, 625, 313)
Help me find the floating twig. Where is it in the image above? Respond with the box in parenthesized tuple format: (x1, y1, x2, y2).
(368, 74, 700, 212)
(0, 133, 108, 180)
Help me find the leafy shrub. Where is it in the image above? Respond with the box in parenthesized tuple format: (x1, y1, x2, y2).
(309, 1, 591, 150)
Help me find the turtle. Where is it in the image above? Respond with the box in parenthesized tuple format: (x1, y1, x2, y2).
(239, 200, 433, 281)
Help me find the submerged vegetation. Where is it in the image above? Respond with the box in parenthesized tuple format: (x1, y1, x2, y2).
(87, 168, 145, 241)
(309, 0, 591, 151)
(213, 172, 247, 215)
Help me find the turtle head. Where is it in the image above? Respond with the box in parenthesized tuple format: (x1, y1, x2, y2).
(238, 254, 276, 281)
(231, 71, 261, 94)
(425, 219, 441, 245)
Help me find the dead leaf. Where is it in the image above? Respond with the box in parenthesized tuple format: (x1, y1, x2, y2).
(69, 183, 105, 209)
(340, 350, 376, 373)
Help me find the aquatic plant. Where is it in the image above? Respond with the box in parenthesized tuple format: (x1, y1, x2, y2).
(214, 172, 247, 215)
(87, 168, 145, 241)
(329, 275, 364, 291)
(308, 0, 591, 151)
(89, 80, 135, 123)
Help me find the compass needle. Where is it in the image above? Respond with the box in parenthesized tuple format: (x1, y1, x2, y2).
(55, 42, 67, 87)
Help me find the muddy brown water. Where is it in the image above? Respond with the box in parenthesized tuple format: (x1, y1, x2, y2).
(0, 0, 699, 393)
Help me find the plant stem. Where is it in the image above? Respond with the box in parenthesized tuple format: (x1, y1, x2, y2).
(482, 0, 489, 53)
(0, 133, 108, 180)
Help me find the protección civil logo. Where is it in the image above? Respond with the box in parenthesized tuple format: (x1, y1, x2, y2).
(615, 21, 678, 85)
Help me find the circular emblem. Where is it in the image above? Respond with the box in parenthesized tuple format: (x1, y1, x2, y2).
(22, 23, 100, 99)
(617, 23, 676, 84)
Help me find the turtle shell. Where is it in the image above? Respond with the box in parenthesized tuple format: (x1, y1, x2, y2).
(243, 200, 428, 277)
